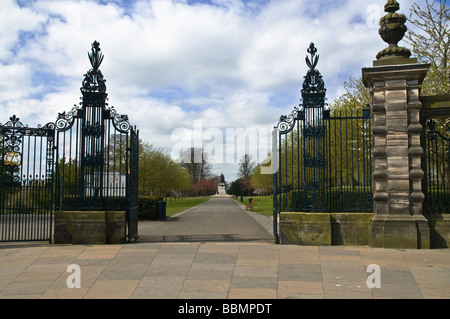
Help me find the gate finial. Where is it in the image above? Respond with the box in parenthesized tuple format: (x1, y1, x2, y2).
(81, 40, 107, 93)
(88, 41, 104, 72)
(302, 43, 325, 95)
(305, 42, 319, 71)
(376, 0, 411, 60)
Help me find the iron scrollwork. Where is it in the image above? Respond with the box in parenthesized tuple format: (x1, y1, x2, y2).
(84, 121, 103, 137)
(0, 115, 25, 151)
(0, 116, 55, 185)
(303, 123, 325, 138)
(108, 106, 131, 133)
(55, 105, 82, 132)
(427, 119, 450, 143)
(277, 107, 300, 134)
(0, 116, 24, 184)
(303, 154, 326, 168)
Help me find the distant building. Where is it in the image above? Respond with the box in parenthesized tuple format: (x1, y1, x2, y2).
(84, 171, 127, 197)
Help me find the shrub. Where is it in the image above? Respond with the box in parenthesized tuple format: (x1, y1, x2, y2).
(426, 190, 450, 214)
(138, 196, 163, 220)
(59, 196, 165, 220)
(280, 189, 373, 212)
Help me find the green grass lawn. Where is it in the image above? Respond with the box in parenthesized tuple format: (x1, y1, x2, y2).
(233, 195, 274, 216)
(165, 197, 211, 217)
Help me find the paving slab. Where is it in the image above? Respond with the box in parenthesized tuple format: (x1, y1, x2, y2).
(0, 199, 449, 301)
(0, 241, 449, 300)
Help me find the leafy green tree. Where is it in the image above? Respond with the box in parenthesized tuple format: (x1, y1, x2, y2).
(405, 0, 450, 188)
(329, 76, 370, 113)
(105, 133, 128, 174)
(328, 76, 372, 189)
(227, 178, 248, 196)
(139, 141, 192, 198)
(405, 0, 450, 96)
(251, 157, 273, 196)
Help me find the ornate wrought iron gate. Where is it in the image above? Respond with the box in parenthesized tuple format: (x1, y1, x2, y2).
(0, 116, 55, 242)
(0, 41, 139, 243)
(273, 43, 372, 241)
(54, 41, 139, 242)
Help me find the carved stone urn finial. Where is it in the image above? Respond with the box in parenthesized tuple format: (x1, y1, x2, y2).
(376, 0, 412, 61)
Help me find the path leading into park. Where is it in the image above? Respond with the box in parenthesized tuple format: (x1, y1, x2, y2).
(137, 197, 274, 243)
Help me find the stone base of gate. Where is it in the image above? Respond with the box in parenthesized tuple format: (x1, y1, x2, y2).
(279, 212, 373, 246)
(423, 214, 450, 248)
(369, 214, 430, 249)
(280, 212, 450, 248)
(54, 211, 126, 245)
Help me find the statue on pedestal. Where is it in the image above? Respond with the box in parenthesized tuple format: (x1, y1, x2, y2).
(217, 173, 226, 195)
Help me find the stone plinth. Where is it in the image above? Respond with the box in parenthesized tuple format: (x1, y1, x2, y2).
(217, 182, 226, 195)
(331, 213, 373, 245)
(362, 62, 431, 249)
(280, 212, 331, 245)
(280, 212, 373, 246)
(54, 211, 126, 244)
(427, 215, 450, 248)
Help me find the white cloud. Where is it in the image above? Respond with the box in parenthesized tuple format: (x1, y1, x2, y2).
(0, 0, 44, 60)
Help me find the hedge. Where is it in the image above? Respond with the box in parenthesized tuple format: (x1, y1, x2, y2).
(59, 196, 164, 220)
(426, 191, 450, 214)
(137, 196, 164, 220)
(281, 189, 373, 212)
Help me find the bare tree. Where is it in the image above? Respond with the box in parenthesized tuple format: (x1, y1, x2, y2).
(180, 147, 213, 184)
(237, 154, 256, 180)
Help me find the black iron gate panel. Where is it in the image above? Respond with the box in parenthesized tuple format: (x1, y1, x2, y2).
(54, 106, 133, 211)
(0, 116, 55, 242)
(325, 108, 372, 212)
(126, 127, 139, 241)
(425, 120, 450, 213)
(274, 43, 372, 216)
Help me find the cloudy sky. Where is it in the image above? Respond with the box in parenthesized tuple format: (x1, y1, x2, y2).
(0, 0, 424, 182)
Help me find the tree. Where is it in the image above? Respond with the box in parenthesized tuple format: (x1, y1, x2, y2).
(251, 157, 274, 196)
(180, 147, 213, 184)
(192, 176, 219, 196)
(405, 0, 450, 96)
(329, 76, 370, 113)
(328, 76, 372, 189)
(237, 154, 256, 179)
(57, 157, 81, 197)
(405, 0, 450, 188)
(105, 133, 128, 174)
(139, 141, 192, 197)
(227, 178, 249, 196)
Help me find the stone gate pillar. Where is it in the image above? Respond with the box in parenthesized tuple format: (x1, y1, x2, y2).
(362, 0, 430, 248)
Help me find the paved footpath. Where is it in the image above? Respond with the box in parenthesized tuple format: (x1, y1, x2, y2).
(0, 197, 449, 300)
(138, 197, 274, 243)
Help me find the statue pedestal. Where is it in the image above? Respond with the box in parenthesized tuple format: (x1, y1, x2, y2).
(217, 182, 226, 195)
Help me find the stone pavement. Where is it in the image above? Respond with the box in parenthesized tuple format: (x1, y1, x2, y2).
(138, 197, 274, 243)
(0, 197, 449, 300)
(0, 241, 449, 299)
